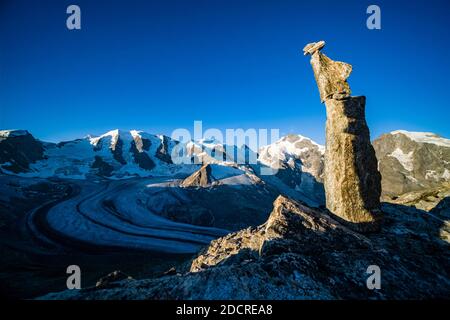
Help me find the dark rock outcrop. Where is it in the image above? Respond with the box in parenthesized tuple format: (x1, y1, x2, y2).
(95, 271, 134, 289)
(91, 156, 114, 177)
(130, 140, 155, 170)
(304, 41, 382, 232)
(111, 137, 126, 165)
(190, 195, 367, 272)
(155, 135, 173, 164)
(0, 130, 45, 173)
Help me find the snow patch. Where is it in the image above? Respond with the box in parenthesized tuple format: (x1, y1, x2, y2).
(388, 148, 414, 171)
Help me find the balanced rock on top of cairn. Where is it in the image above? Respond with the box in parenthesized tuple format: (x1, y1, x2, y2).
(303, 41, 382, 232)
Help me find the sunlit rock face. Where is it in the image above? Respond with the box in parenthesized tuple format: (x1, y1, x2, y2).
(373, 131, 450, 198)
(304, 41, 382, 232)
(180, 164, 213, 188)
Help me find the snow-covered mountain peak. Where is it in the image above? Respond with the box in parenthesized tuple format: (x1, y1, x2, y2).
(130, 129, 143, 139)
(274, 134, 325, 154)
(256, 134, 325, 199)
(0, 129, 187, 179)
(0, 129, 30, 138)
(258, 134, 325, 168)
(89, 129, 121, 147)
(390, 130, 450, 148)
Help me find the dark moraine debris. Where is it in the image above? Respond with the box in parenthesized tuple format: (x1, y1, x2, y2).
(111, 137, 127, 165)
(155, 135, 173, 164)
(0, 130, 45, 173)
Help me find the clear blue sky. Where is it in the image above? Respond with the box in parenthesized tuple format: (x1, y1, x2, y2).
(1, 0, 449, 144)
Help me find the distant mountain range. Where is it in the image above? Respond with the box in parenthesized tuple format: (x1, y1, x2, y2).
(1, 128, 449, 200)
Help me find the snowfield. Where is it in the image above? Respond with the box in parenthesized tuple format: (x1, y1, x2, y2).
(388, 148, 414, 171)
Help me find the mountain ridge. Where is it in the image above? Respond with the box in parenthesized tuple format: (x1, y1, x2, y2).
(1, 128, 449, 201)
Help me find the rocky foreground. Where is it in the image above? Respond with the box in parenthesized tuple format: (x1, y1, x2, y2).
(40, 195, 450, 299)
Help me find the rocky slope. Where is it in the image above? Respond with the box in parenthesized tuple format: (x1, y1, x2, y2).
(39, 195, 450, 299)
(0, 130, 45, 173)
(386, 183, 450, 219)
(373, 130, 450, 198)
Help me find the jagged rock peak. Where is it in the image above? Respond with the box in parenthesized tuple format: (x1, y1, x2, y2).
(180, 164, 213, 188)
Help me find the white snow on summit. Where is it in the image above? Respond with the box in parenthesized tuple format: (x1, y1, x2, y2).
(391, 130, 450, 148)
(89, 129, 122, 148)
(0, 130, 29, 138)
(258, 134, 324, 169)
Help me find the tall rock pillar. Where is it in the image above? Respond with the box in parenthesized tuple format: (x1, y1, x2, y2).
(303, 41, 382, 232)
